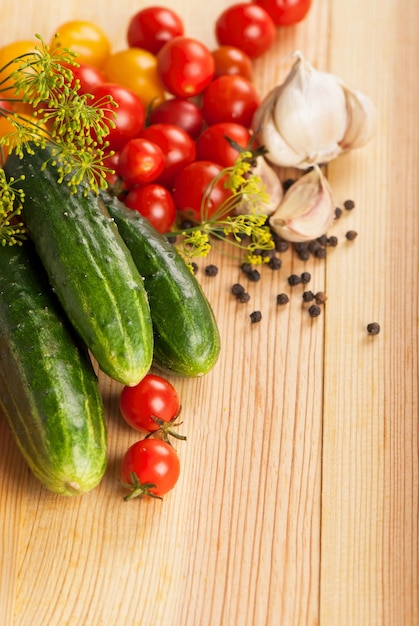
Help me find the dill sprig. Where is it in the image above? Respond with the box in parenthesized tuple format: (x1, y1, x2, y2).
(0, 33, 116, 245)
(170, 151, 276, 266)
(0, 170, 26, 246)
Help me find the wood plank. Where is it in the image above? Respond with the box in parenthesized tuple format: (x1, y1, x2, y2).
(0, 1, 417, 625)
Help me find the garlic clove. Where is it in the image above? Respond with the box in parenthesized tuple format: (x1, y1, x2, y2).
(252, 93, 303, 168)
(269, 165, 335, 242)
(236, 156, 283, 216)
(272, 53, 347, 167)
(340, 85, 377, 149)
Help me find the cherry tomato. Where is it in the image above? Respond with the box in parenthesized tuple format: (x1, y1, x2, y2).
(64, 62, 105, 94)
(0, 40, 37, 101)
(157, 36, 215, 98)
(124, 184, 177, 233)
(201, 75, 260, 127)
(215, 3, 276, 59)
(196, 122, 252, 168)
(120, 374, 180, 432)
(212, 45, 253, 81)
(254, 0, 312, 25)
(148, 98, 204, 139)
(173, 160, 233, 222)
(90, 83, 145, 152)
(138, 123, 196, 188)
(117, 137, 165, 186)
(53, 20, 111, 68)
(121, 439, 180, 499)
(103, 48, 166, 109)
(127, 6, 184, 55)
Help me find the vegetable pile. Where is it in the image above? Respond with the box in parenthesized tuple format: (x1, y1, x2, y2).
(0, 1, 375, 499)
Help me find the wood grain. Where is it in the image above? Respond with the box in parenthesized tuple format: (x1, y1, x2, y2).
(0, 1, 417, 625)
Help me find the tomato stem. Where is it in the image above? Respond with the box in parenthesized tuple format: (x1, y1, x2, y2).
(122, 471, 163, 501)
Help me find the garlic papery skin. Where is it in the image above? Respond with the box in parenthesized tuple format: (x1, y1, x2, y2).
(252, 52, 376, 169)
(236, 156, 283, 216)
(269, 165, 335, 243)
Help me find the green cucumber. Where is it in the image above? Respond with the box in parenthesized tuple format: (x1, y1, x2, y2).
(102, 193, 221, 377)
(0, 241, 107, 495)
(5, 144, 153, 386)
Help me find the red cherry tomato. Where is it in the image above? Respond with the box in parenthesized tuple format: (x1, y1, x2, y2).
(212, 45, 253, 81)
(124, 184, 177, 233)
(117, 137, 165, 186)
(121, 438, 180, 499)
(90, 83, 145, 152)
(157, 36, 215, 98)
(253, 0, 312, 26)
(215, 3, 276, 59)
(138, 123, 196, 188)
(119, 373, 180, 432)
(127, 6, 184, 54)
(173, 160, 233, 222)
(64, 62, 105, 94)
(148, 98, 204, 139)
(196, 122, 251, 168)
(201, 75, 260, 127)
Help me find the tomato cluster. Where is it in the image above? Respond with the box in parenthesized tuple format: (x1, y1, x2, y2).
(6, 2, 309, 233)
(119, 374, 185, 500)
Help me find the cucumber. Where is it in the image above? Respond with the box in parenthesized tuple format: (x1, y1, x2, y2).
(5, 144, 153, 386)
(0, 241, 107, 495)
(101, 193, 221, 377)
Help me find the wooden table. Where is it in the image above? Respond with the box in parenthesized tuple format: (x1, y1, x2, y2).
(1, 1, 417, 624)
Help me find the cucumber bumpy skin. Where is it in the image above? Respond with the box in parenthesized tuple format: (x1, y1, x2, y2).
(102, 193, 221, 377)
(0, 241, 107, 495)
(5, 144, 153, 386)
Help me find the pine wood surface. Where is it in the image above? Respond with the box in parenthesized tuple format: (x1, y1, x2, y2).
(0, 1, 417, 625)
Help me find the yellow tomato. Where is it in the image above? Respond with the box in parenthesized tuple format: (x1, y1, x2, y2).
(52, 20, 111, 68)
(0, 112, 48, 161)
(103, 48, 166, 109)
(0, 40, 38, 100)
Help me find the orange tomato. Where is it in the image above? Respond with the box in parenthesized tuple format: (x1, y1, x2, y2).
(0, 40, 38, 101)
(0, 112, 48, 161)
(103, 48, 166, 108)
(52, 20, 111, 68)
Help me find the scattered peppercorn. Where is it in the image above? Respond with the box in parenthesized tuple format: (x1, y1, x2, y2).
(268, 256, 282, 270)
(205, 264, 218, 276)
(288, 274, 301, 286)
(308, 304, 321, 317)
(276, 293, 290, 305)
(327, 236, 338, 247)
(314, 247, 327, 259)
(302, 290, 315, 302)
(241, 262, 253, 274)
(250, 310, 262, 323)
(314, 291, 327, 305)
(238, 292, 250, 303)
(367, 322, 380, 335)
(308, 240, 321, 254)
(247, 268, 261, 282)
(335, 207, 343, 219)
(301, 271, 311, 284)
(231, 283, 245, 296)
(316, 234, 328, 246)
(346, 230, 358, 241)
(344, 199, 355, 210)
(191, 262, 198, 274)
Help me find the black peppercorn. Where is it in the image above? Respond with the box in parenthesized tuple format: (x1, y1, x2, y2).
(288, 274, 301, 286)
(276, 293, 289, 305)
(327, 236, 338, 247)
(268, 256, 282, 270)
(301, 271, 311, 284)
(247, 269, 261, 282)
(308, 304, 321, 317)
(250, 310, 262, 323)
(335, 207, 343, 219)
(241, 262, 253, 274)
(238, 292, 251, 303)
(205, 264, 218, 276)
(314, 291, 327, 305)
(191, 262, 198, 274)
(231, 283, 245, 296)
(344, 199, 355, 210)
(314, 247, 327, 259)
(367, 322, 380, 335)
(302, 290, 315, 302)
(346, 230, 358, 241)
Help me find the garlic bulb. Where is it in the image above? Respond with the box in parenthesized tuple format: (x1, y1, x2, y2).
(236, 156, 283, 216)
(252, 52, 376, 169)
(269, 165, 335, 242)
